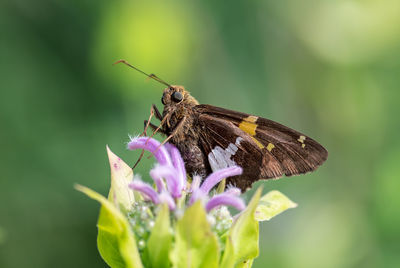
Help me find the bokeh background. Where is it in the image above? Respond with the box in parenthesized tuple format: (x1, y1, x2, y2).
(1, 0, 400, 267)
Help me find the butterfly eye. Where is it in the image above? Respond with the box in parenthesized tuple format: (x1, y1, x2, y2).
(171, 91, 183, 103)
(161, 95, 166, 105)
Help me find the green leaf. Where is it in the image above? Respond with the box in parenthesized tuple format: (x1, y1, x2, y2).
(254, 190, 297, 221)
(220, 188, 262, 268)
(146, 204, 172, 268)
(171, 201, 219, 268)
(76, 184, 143, 268)
(106, 146, 136, 210)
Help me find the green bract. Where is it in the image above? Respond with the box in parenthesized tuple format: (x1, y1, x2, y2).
(106, 146, 136, 210)
(76, 185, 143, 268)
(171, 201, 219, 268)
(146, 204, 171, 268)
(255, 190, 298, 221)
(77, 146, 297, 268)
(220, 189, 261, 268)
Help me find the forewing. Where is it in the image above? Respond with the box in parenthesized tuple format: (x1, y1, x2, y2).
(196, 104, 328, 182)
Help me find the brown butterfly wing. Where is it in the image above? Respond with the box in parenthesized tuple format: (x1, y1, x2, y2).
(196, 114, 285, 190)
(195, 104, 328, 190)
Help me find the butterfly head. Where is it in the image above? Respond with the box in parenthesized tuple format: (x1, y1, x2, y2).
(161, 85, 199, 108)
(160, 86, 199, 128)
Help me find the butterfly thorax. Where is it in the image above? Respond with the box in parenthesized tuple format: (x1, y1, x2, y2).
(161, 86, 210, 177)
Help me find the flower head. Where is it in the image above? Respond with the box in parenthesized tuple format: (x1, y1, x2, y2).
(127, 136, 245, 214)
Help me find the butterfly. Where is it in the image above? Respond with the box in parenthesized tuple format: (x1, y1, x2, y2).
(115, 60, 328, 191)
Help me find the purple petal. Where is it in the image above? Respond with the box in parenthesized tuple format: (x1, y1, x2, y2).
(150, 165, 182, 198)
(127, 137, 172, 166)
(165, 143, 186, 193)
(158, 191, 176, 210)
(200, 166, 243, 194)
(129, 181, 160, 204)
(188, 188, 206, 206)
(149, 165, 166, 193)
(205, 193, 245, 212)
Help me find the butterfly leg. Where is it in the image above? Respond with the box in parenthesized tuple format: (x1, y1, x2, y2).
(140, 106, 155, 137)
(133, 106, 162, 170)
(144, 120, 166, 135)
(150, 117, 186, 157)
(152, 104, 163, 121)
(148, 113, 169, 139)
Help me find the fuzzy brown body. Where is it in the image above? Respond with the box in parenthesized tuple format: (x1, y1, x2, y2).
(154, 85, 328, 191)
(161, 86, 211, 178)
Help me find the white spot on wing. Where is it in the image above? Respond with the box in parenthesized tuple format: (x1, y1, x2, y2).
(208, 137, 243, 171)
(235, 137, 243, 146)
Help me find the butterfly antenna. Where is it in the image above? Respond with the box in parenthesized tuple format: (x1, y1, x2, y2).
(113, 59, 171, 87)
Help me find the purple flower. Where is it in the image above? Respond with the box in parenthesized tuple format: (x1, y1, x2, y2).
(189, 166, 244, 212)
(128, 137, 172, 166)
(127, 136, 245, 213)
(129, 180, 160, 204)
(150, 165, 181, 198)
(199, 166, 242, 194)
(165, 143, 186, 194)
(206, 193, 245, 212)
(128, 136, 185, 198)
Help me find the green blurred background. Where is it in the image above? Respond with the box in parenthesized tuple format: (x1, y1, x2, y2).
(1, 0, 400, 267)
